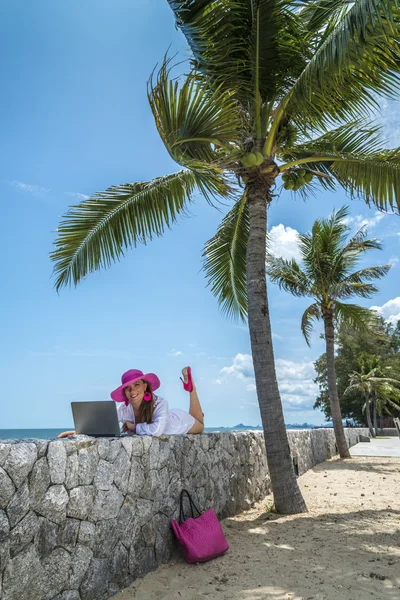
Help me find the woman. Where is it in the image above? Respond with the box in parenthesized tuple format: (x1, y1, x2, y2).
(112, 367, 204, 435)
(58, 366, 204, 438)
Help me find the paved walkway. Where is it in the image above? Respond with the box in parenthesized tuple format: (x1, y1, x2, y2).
(350, 436, 400, 457)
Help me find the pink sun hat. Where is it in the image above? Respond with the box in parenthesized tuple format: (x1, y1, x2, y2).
(111, 369, 161, 404)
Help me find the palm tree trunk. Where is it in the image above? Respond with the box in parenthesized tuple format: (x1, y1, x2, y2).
(246, 179, 307, 514)
(373, 396, 378, 437)
(365, 394, 374, 437)
(323, 313, 351, 458)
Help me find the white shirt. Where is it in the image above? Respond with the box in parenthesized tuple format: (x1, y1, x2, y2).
(116, 396, 195, 436)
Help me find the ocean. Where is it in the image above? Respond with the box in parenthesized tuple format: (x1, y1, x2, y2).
(0, 424, 315, 440)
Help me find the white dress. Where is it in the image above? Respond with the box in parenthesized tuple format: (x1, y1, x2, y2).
(116, 396, 195, 436)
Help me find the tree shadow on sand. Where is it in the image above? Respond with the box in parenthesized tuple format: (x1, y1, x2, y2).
(312, 458, 398, 476)
(215, 505, 400, 600)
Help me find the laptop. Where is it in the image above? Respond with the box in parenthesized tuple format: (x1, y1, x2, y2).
(71, 401, 123, 437)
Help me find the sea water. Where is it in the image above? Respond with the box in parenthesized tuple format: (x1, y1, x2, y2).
(0, 424, 315, 440)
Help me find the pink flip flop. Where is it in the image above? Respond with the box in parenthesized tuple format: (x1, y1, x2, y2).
(180, 367, 193, 393)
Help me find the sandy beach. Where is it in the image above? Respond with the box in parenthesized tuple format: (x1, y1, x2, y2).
(116, 456, 400, 600)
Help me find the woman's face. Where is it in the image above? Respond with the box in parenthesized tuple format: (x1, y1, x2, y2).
(124, 379, 147, 405)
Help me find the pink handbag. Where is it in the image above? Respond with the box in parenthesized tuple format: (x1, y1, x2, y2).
(171, 490, 229, 563)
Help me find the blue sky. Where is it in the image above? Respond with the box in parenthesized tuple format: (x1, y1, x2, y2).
(1, 0, 399, 429)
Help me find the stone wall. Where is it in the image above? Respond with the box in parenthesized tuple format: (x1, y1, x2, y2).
(0, 428, 367, 600)
(377, 428, 399, 437)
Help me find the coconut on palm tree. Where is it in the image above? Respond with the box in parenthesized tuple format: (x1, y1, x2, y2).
(51, 1, 400, 513)
(267, 207, 391, 456)
(345, 356, 400, 436)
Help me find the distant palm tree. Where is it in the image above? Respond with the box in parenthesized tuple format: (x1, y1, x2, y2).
(345, 357, 400, 436)
(51, 1, 400, 513)
(267, 207, 390, 456)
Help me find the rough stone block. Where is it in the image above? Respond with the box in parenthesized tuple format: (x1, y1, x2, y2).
(9, 510, 39, 556)
(93, 519, 119, 558)
(78, 521, 96, 548)
(41, 547, 71, 599)
(68, 543, 93, 589)
(0, 510, 10, 542)
(80, 557, 109, 600)
(126, 457, 145, 495)
(148, 438, 159, 470)
(65, 453, 79, 489)
(113, 448, 130, 494)
(131, 437, 144, 457)
(107, 440, 121, 463)
(3, 443, 37, 488)
(96, 439, 110, 460)
(116, 498, 139, 548)
(135, 498, 154, 526)
(30, 457, 51, 505)
(359, 434, 370, 442)
(129, 545, 157, 579)
(54, 592, 81, 600)
(0, 539, 10, 572)
(0, 467, 15, 509)
(2, 544, 46, 600)
(36, 485, 69, 524)
(108, 541, 129, 586)
(78, 446, 99, 485)
(48, 441, 67, 484)
(67, 486, 94, 520)
(33, 439, 49, 459)
(121, 436, 133, 459)
(7, 480, 30, 528)
(154, 513, 173, 564)
(0, 443, 10, 467)
(35, 517, 59, 559)
(93, 460, 114, 491)
(58, 518, 80, 551)
(90, 485, 124, 522)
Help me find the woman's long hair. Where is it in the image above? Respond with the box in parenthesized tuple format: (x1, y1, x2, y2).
(124, 380, 155, 424)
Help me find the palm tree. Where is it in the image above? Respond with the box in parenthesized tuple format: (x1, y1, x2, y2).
(345, 357, 400, 436)
(267, 207, 390, 456)
(51, 1, 400, 513)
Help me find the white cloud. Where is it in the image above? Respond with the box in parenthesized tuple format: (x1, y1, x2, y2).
(388, 256, 399, 268)
(345, 211, 386, 230)
(371, 297, 400, 325)
(168, 349, 182, 357)
(65, 192, 90, 201)
(219, 353, 318, 409)
(268, 224, 302, 262)
(9, 180, 49, 197)
(220, 353, 255, 381)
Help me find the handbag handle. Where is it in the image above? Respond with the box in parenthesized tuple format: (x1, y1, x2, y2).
(179, 489, 201, 524)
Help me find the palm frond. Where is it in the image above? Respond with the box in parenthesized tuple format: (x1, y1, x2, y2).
(51, 169, 219, 291)
(202, 191, 249, 320)
(167, 0, 307, 104)
(298, 207, 350, 287)
(334, 301, 377, 331)
(281, 123, 400, 211)
(266, 255, 312, 297)
(332, 281, 381, 299)
(285, 1, 400, 129)
(330, 150, 400, 212)
(328, 229, 385, 281)
(301, 302, 322, 346)
(148, 58, 242, 166)
(342, 265, 391, 284)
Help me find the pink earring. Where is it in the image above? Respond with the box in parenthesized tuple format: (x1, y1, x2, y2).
(143, 392, 152, 402)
